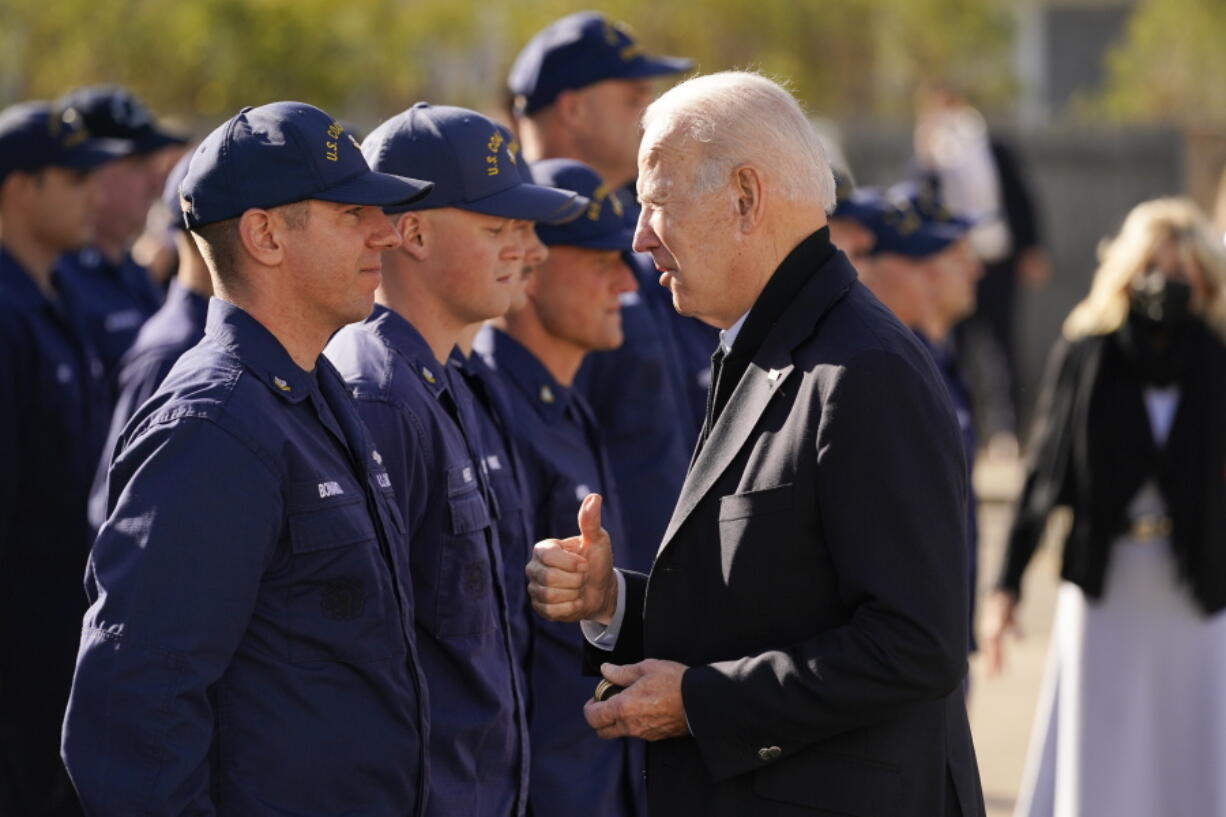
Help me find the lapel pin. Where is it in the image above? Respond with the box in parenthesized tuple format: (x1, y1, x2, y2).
(273, 376, 291, 391)
(539, 384, 555, 404)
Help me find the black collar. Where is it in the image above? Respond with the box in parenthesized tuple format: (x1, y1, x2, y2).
(727, 227, 834, 365)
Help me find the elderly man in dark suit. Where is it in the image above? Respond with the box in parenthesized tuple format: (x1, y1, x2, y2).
(526, 71, 986, 817)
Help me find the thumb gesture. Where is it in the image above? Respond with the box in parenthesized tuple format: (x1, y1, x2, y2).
(526, 493, 619, 623)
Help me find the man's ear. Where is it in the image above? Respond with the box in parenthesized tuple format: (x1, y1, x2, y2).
(236, 209, 283, 266)
(396, 211, 428, 261)
(732, 165, 765, 231)
(552, 89, 585, 130)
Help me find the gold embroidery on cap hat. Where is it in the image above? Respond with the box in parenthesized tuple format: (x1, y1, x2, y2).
(325, 121, 343, 162)
(486, 129, 504, 177)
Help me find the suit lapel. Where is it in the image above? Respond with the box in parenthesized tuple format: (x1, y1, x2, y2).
(657, 252, 858, 554)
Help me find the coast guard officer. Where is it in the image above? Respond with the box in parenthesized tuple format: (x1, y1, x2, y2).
(86, 150, 213, 528)
(326, 103, 581, 817)
(55, 86, 188, 391)
(508, 12, 715, 564)
(62, 101, 434, 817)
(0, 99, 126, 817)
(449, 125, 584, 673)
(474, 158, 643, 817)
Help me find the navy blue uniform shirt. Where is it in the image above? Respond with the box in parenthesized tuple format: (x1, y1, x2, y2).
(88, 278, 210, 528)
(451, 348, 537, 674)
(917, 330, 978, 651)
(63, 299, 428, 817)
(0, 247, 109, 816)
(476, 325, 645, 817)
(58, 247, 163, 394)
(327, 307, 529, 817)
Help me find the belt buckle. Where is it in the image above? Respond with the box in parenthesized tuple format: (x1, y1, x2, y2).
(1130, 514, 1171, 541)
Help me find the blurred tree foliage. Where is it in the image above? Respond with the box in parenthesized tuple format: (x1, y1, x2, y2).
(1098, 0, 1226, 127)
(0, 0, 1014, 132)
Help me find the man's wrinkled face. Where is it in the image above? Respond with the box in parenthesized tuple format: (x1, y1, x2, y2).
(631, 127, 741, 327)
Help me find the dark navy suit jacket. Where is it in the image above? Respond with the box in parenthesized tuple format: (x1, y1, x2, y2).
(590, 237, 985, 817)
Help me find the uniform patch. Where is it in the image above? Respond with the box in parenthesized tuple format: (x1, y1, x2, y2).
(376, 473, 392, 489)
(320, 577, 366, 620)
(318, 480, 344, 498)
(462, 562, 486, 594)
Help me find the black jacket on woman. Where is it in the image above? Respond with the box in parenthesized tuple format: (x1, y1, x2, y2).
(998, 318, 1226, 615)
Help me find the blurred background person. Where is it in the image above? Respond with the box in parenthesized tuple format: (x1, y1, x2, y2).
(854, 184, 984, 656)
(55, 85, 188, 397)
(913, 82, 1049, 456)
(0, 99, 126, 817)
(87, 150, 211, 528)
(983, 197, 1226, 817)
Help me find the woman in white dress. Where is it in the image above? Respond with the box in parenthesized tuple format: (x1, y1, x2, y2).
(982, 197, 1226, 817)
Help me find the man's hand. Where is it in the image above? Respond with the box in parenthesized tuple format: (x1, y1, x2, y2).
(525, 493, 617, 623)
(584, 660, 690, 741)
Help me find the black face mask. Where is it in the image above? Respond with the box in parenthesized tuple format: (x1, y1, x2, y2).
(1119, 275, 1197, 385)
(1129, 272, 1193, 328)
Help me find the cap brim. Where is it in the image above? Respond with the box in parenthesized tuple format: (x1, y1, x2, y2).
(131, 129, 191, 155)
(832, 199, 884, 224)
(317, 169, 434, 209)
(61, 138, 136, 171)
(621, 55, 694, 79)
(537, 192, 590, 226)
(456, 181, 591, 222)
(539, 226, 636, 251)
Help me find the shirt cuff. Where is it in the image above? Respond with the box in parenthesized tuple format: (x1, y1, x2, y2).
(580, 569, 627, 650)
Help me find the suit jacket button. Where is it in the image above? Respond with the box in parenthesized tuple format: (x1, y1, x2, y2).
(758, 746, 782, 762)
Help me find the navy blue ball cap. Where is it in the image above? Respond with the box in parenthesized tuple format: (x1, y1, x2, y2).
(831, 171, 888, 224)
(858, 183, 972, 259)
(0, 101, 131, 185)
(57, 85, 188, 155)
(508, 12, 692, 115)
(529, 159, 635, 251)
(362, 102, 584, 223)
(180, 101, 433, 229)
(161, 148, 195, 233)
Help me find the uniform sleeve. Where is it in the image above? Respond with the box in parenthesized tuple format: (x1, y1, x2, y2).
(88, 352, 178, 530)
(0, 313, 24, 564)
(62, 417, 282, 816)
(682, 349, 970, 781)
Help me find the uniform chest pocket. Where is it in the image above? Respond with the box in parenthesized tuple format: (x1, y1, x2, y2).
(426, 465, 497, 640)
(285, 491, 405, 665)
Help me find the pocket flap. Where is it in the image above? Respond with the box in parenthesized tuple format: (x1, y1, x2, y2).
(448, 490, 491, 536)
(752, 750, 901, 816)
(289, 497, 377, 553)
(718, 483, 794, 522)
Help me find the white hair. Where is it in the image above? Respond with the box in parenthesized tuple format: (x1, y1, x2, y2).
(641, 71, 836, 211)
